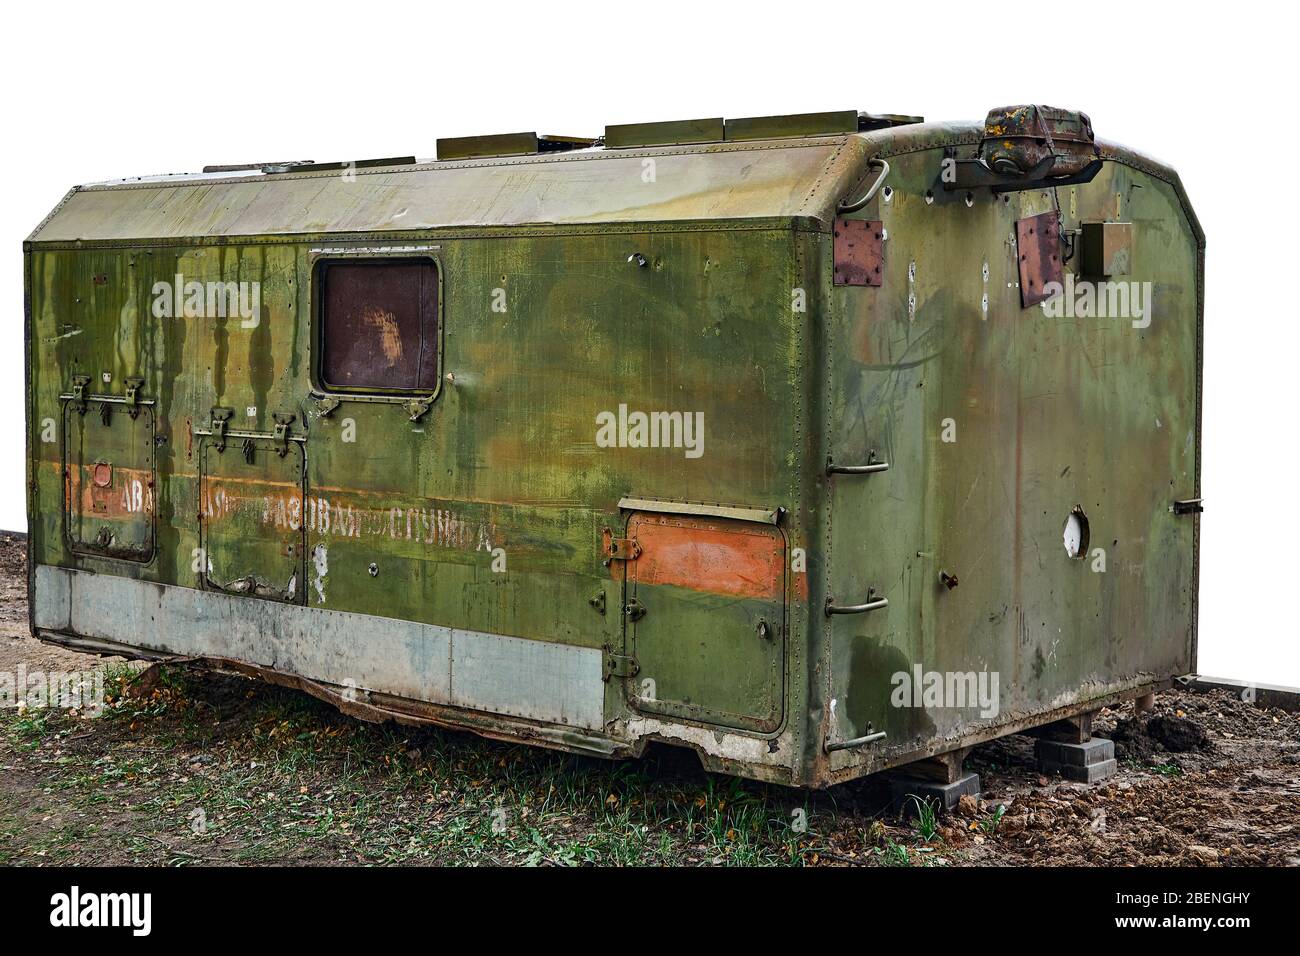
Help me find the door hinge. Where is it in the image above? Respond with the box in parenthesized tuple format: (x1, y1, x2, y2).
(601, 527, 641, 566)
(604, 652, 640, 681)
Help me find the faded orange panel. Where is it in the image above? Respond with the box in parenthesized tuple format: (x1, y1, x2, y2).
(65, 464, 155, 520)
(626, 514, 787, 601)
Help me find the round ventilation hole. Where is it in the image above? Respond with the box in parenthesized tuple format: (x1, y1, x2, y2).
(1063, 506, 1090, 560)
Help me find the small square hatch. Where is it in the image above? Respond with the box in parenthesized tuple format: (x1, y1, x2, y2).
(616, 511, 786, 733)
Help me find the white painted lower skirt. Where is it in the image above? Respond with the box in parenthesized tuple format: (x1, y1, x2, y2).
(33, 565, 605, 731)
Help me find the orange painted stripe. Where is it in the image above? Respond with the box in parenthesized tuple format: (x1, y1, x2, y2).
(628, 517, 787, 601)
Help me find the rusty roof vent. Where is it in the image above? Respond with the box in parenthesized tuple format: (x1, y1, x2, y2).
(436, 132, 597, 162)
(945, 105, 1103, 193)
(980, 105, 1097, 177)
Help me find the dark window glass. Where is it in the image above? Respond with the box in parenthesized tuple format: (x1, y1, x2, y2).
(319, 259, 438, 391)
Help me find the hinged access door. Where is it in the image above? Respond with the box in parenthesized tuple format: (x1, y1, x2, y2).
(621, 512, 786, 733)
(199, 431, 305, 603)
(63, 396, 156, 562)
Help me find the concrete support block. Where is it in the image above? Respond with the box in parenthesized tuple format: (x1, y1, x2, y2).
(1036, 737, 1117, 783)
(889, 771, 981, 813)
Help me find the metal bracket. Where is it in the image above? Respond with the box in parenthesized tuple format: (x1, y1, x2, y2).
(624, 599, 646, 622)
(404, 398, 431, 422)
(70, 375, 91, 415)
(272, 412, 296, 457)
(1171, 498, 1204, 515)
(209, 407, 234, 452)
(315, 395, 342, 418)
(601, 528, 642, 566)
(944, 156, 1104, 194)
(588, 590, 606, 615)
(604, 652, 640, 681)
(123, 377, 144, 419)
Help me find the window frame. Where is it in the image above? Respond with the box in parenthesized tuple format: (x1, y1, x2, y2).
(309, 248, 445, 405)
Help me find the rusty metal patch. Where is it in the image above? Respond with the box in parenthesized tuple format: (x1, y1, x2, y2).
(833, 218, 883, 287)
(1016, 212, 1062, 307)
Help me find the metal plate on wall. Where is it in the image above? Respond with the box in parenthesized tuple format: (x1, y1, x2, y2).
(1017, 211, 1063, 307)
(833, 218, 884, 287)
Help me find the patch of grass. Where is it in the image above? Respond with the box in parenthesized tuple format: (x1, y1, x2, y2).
(876, 838, 910, 866)
(981, 803, 1007, 834)
(8, 708, 54, 744)
(0, 665, 958, 867)
(907, 795, 940, 843)
(1149, 761, 1184, 777)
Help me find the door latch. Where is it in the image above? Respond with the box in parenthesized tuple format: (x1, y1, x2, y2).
(624, 598, 646, 622)
(601, 528, 641, 566)
(124, 377, 144, 419)
(1171, 498, 1204, 515)
(209, 407, 234, 452)
(70, 374, 91, 415)
(272, 412, 296, 457)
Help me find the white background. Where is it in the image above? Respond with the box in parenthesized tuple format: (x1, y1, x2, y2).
(0, 1, 1293, 683)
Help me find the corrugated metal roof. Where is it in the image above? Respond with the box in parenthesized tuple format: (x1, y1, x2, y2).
(28, 135, 875, 244)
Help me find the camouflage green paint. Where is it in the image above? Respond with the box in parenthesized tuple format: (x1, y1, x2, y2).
(24, 120, 1202, 787)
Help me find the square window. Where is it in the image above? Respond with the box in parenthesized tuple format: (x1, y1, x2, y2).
(318, 259, 439, 392)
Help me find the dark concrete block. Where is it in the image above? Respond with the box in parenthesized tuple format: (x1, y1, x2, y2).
(1035, 736, 1114, 768)
(889, 771, 980, 813)
(1038, 757, 1118, 784)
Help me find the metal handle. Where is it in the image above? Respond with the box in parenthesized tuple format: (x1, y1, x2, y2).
(825, 730, 887, 753)
(825, 590, 888, 616)
(837, 158, 890, 214)
(826, 450, 890, 476)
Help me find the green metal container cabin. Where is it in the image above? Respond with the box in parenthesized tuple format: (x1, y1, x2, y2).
(23, 107, 1203, 788)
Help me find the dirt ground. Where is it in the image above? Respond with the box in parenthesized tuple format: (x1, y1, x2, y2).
(2, 532, 1297, 866)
